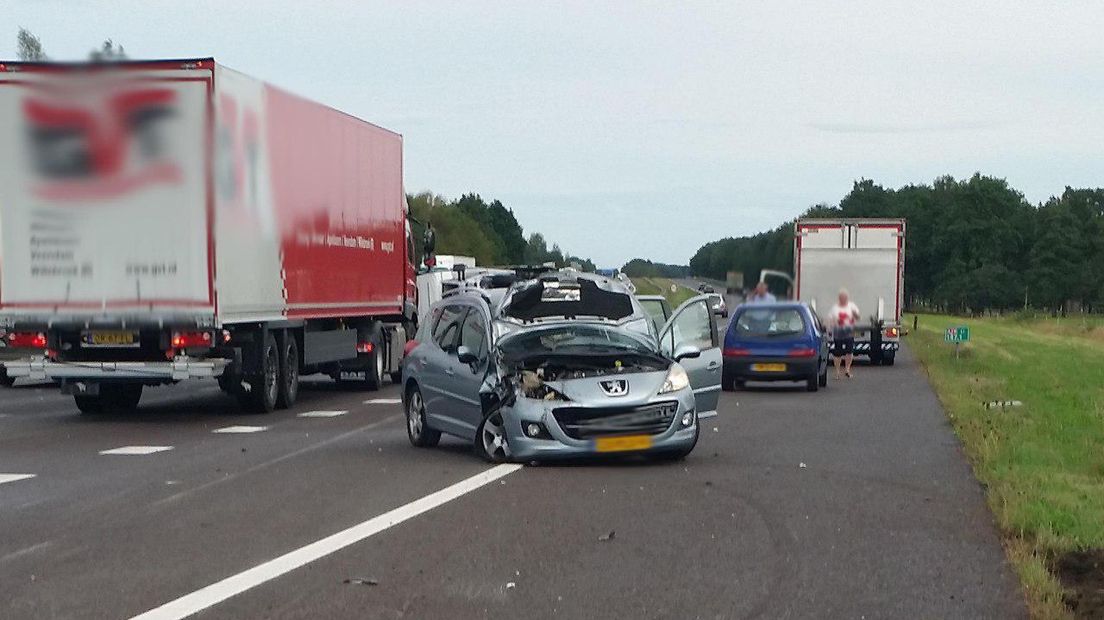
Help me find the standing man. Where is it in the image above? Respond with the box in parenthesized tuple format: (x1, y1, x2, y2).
(422, 221, 436, 268)
(829, 289, 861, 379)
(747, 281, 777, 304)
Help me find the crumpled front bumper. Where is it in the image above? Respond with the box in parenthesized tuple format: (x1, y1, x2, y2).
(2, 356, 229, 382)
(501, 389, 699, 460)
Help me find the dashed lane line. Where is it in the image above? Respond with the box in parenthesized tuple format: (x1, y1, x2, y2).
(131, 463, 523, 620)
(100, 446, 174, 456)
(0, 473, 36, 486)
(364, 398, 401, 405)
(297, 410, 348, 418)
(212, 426, 268, 434)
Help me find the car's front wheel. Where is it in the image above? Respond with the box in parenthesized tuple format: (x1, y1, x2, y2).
(476, 411, 512, 463)
(405, 385, 440, 448)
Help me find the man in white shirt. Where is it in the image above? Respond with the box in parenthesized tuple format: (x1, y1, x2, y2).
(828, 289, 861, 379)
(747, 282, 777, 304)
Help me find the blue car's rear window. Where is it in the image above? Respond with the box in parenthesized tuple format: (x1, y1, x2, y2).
(732, 308, 806, 338)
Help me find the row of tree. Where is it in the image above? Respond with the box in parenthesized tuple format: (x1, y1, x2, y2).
(17, 27, 127, 61)
(620, 259, 691, 279)
(407, 192, 595, 271)
(690, 175, 1104, 314)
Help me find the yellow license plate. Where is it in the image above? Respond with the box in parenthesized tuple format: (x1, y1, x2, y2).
(594, 435, 653, 453)
(84, 331, 139, 347)
(751, 363, 787, 372)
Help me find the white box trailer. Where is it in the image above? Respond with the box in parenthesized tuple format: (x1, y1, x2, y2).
(794, 219, 905, 365)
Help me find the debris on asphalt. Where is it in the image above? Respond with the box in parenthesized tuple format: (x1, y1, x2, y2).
(712, 427, 719, 432)
(343, 578, 379, 586)
(983, 400, 1023, 410)
(506, 581, 516, 590)
(799, 462, 807, 469)
(704, 481, 713, 486)
(598, 531, 615, 541)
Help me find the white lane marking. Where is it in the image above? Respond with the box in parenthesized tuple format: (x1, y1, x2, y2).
(0, 473, 36, 486)
(212, 425, 268, 434)
(364, 398, 401, 405)
(698, 411, 718, 419)
(100, 446, 174, 455)
(131, 463, 522, 620)
(297, 410, 348, 418)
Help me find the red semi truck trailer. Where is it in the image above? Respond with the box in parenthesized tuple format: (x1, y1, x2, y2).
(0, 58, 417, 412)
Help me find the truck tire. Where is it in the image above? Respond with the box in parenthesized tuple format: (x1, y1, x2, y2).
(362, 329, 384, 392)
(882, 351, 896, 366)
(74, 395, 104, 415)
(245, 332, 280, 413)
(0, 367, 14, 388)
(277, 333, 300, 410)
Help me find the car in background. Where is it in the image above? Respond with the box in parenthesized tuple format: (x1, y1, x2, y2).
(707, 293, 728, 317)
(697, 283, 715, 294)
(401, 272, 721, 463)
(721, 302, 828, 392)
(636, 294, 673, 339)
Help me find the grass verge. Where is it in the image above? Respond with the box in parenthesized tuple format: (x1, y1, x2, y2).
(632, 277, 698, 308)
(907, 313, 1104, 619)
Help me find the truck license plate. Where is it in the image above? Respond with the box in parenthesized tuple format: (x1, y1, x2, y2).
(83, 331, 139, 348)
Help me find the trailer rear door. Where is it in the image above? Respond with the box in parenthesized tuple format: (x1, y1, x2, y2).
(0, 64, 213, 316)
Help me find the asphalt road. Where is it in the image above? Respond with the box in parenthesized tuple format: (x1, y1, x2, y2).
(0, 345, 1026, 619)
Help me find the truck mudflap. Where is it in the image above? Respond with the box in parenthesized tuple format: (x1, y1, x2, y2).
(853, 340, 900, 354)
(2, 357, 230, 382)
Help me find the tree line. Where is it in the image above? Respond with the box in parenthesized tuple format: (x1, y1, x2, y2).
(690, 174, 1104, 314)
(620, 259, 691, 279)
(408, 192, 595, 271)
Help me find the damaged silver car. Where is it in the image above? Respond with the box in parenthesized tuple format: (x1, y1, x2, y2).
(401, 272, 721, 462)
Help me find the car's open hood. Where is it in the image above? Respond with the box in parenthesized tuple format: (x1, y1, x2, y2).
(500, 276, 635, 323)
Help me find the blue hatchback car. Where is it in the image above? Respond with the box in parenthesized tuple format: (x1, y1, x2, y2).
(721, 302, 829, 392)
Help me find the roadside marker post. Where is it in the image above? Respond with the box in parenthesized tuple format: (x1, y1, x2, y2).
(944, 326, 970, 359)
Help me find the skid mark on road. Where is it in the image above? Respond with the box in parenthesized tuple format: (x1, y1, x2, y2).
(100, 446, 174, 455)
(131, 463, 523, 620)
(150, 414, 401, 509)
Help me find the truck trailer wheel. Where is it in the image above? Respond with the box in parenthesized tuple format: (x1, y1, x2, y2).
(882, 351, 896, 366)
(245, 333, 280, 413)
(360, 328, 384, 392)
(75, 384, 143, 415)
(277, 333, 300, 409)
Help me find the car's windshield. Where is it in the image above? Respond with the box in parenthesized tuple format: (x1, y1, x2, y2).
(733, 307, 806, 338)
(499, 324, 653, 358)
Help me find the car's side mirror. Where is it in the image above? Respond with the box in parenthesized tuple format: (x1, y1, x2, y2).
(456, 345, 479, 365)
(673, 343, 701, 361)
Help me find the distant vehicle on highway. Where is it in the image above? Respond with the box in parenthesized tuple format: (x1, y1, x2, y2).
(707, 293, 728, 317)
(401, 272, 721, 462)
(0, 59, 415, 413)
(696, 283, 715, 294)
(722, 302, 829, 392)
(794, 219, 904, 365)
(725, 271, 744, 295)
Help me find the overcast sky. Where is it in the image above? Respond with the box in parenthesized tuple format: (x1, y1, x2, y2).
(8, 1, 1103, 267)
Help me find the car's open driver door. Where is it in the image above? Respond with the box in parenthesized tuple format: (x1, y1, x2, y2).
(658, 296, 722, 416)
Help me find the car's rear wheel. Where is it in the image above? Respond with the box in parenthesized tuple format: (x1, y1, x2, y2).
(721, 370, 735, 392)
(806, 374, 819, 392)
(405, 385, 440, 448)
(0, 367, 15, 388)
(476, 411, 511, 463)
(818, 367, 828, 387)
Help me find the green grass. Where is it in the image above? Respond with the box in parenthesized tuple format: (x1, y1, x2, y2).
(907, 313, 1104, 618)
(631, 277, 697, 308)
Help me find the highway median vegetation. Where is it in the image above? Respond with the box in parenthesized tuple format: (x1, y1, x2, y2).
(632, 277, 696, 308)
(908, 313, 1104, 618)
